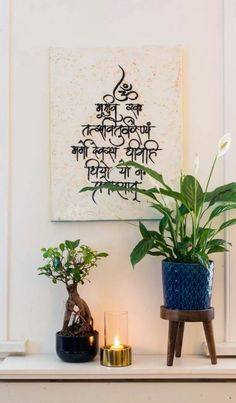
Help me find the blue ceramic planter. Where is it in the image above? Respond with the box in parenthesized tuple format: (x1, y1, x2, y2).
(162, 260, 214, 310)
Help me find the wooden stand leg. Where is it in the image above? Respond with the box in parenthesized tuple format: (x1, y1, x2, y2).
(175, 322, 185, 357)
(167, 321, 179, 366)
(203, 321, 217, 365)
(161, 307, 217, 366)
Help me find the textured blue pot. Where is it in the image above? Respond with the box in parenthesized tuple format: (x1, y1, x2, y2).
(162, 260, 214, 310)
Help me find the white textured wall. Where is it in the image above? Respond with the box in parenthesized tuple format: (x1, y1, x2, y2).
(9, 0, 225, 354)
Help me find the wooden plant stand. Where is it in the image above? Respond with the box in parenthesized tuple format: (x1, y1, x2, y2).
(160, 306, 217, 366)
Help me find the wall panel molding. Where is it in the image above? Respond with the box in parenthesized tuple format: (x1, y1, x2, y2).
(0, 0, 11, 342)
(0, 0, 26, 354)
(223, 0, 236, 347)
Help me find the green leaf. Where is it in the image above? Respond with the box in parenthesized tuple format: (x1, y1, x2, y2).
(139, 222, 151, 239)
(65, 240, 73, 250)
(159, 215, 168, 235)
(73, 270, 81, 282)
(147, 251, 165, 257)
(137, 227, 169, 250)
(217, 218, 236, 233)
(194, 251, 209, 267)
(130, 239, 155, 267)
(205, 183, 236, 206)
(53, 257, 61, 270)
(198, 227, 215, 237)
(97, 252, 108, 257)
(150, 204, 177, 250)
(80, 183, 158, 201)
(159, 188, 186, 205)
(151, 203, 173, 217)
(73, 239, 80, 248)
(116, 160, 169, 189)
(137, 228, 173, 258)
(37, 265, 50, 273)
(151, 231, 167, 243)
(207, 245, 228, 254)
(175, 239, 191, 252)
(181, 175, 204, 212)
(59, 243, 65, 252)
(197, 227, 216, 248)
(179, 204, 189, 216)
(208, 204, 236, 222)
(155, 242, 174, 258)
(206, 239, 231, 250)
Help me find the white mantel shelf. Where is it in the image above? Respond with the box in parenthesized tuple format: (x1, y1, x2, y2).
(1, 355, 236, 380)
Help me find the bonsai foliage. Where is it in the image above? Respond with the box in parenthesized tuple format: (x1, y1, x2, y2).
(81, 134, 236, 268)
(38, 240, 108, 335)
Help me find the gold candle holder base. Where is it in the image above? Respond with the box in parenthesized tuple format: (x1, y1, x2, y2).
(100, 346, 132, 367)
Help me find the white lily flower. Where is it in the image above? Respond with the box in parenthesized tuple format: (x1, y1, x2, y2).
(193, 154, 199, 175)
(217, 133, 231, 157)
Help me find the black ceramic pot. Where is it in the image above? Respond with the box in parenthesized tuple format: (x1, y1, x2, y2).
(162, 260, 214, 310)
(56, 331, 99, 363)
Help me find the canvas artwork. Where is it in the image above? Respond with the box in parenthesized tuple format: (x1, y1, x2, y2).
(50, 47, 182, 221)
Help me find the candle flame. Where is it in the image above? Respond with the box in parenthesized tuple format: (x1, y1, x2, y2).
(113, 334, 121, 347)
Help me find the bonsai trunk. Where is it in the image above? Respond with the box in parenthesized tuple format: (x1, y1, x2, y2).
(62, 283, 94, 336)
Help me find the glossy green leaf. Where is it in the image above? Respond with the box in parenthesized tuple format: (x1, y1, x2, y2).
(151, 203, 173, 217)
(159, 215, 168, 235)
(65, 240, 73, 250)
(159, 188, 186, 205)
(206, 238, 231, 250)
(179, 204, 189, 216)
(116, 160, 169, 188)
(97, 252, 109, 257)
(197, 227, 216, 248)
(217, 218, 236, 233)
(147, 251, 165, 257)
(139, 223, 170, 252)
(73, 270, 81, 282)
(206, 183, 236, 206)
(139, 222, 151, 239)
(208, 204, 236, 222)
(73, 239, 80, 248)
(194, 251, 209, 267)
(53, 257, 60, 270)
(130, 239, 155, 267)
(207, 245, 228, 254)
(181, 175, 204, 212)
(59, 243, 65, 252)
(80, 183, 157, 201)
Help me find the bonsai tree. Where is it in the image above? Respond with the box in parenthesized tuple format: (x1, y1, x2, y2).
(81, 134, 236, 268)
(38, 239, 108, 336)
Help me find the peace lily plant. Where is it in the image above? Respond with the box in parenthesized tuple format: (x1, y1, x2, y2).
(81, 134, 236, 269)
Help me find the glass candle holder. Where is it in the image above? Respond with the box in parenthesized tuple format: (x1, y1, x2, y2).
(100, 311, 132, 367)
